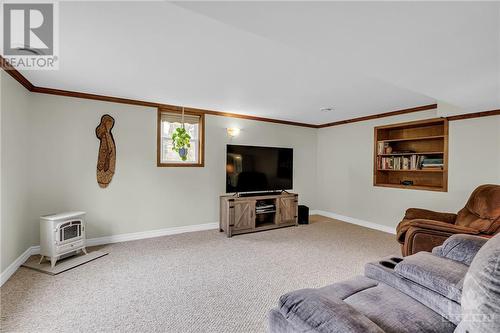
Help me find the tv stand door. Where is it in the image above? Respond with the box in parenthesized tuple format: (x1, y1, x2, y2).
(232, 201, 255, 231)
(278, 196, 298, 224)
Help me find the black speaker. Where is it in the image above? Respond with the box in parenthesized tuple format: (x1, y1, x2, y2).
(298, 205, 309, 224)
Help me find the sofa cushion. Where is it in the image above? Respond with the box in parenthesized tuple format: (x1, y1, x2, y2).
(276, 276, 456, 333)
(278, 278, 384, 333)
(394, 252, 468, 302)
(345, 282, 456, 333)
(455, 234, 500, 333)
(432, 234, 487, 266)
(314, 275, 379, 300)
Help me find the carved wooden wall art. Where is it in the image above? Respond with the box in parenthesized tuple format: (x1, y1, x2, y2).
(96, 114, 116, 188)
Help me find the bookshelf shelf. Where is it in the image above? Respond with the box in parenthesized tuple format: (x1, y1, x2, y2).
(374, 118, 448, 192)
(377, 169, 444, 173)
(378, 135, 444, 143)
(375, 183, 444, 192)
(378, 151, 443, 156)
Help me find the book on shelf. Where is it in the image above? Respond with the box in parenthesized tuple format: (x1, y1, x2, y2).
(410, 155, 418, 170)
(378, 154, 439, 170)
(421, 165, 444, 170)
(402, 157, 410, 170)
(422, 158, 443, 165)
(421, 157, 443, 169)
(377, 142, 390, 155)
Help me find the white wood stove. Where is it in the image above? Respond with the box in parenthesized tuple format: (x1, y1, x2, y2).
(40, 212, 87, 267)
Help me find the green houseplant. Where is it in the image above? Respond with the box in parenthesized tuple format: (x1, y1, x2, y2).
(171, 127, 191, 161)
(171, 108, 191, 161)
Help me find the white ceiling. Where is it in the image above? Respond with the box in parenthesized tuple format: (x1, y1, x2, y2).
(20, 1, 500, 125)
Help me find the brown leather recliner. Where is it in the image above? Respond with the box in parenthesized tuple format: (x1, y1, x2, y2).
(396, 184, 500, 256)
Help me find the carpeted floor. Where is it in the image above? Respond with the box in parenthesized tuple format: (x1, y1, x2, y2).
(0, 216, 399, 332)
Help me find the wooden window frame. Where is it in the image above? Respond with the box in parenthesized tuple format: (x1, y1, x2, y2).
(157, 107, 205, 167)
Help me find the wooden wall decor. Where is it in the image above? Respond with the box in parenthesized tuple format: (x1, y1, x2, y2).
(96, 115, 116, 188)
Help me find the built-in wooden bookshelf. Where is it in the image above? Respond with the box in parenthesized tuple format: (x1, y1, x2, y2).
(374, 118, 448, 192)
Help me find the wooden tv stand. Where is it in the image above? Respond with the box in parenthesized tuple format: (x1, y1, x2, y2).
(219, 193, 298, 237)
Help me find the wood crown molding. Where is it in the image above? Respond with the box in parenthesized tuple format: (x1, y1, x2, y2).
(317, 104, 438, 128)
(2, 55, 499, 128)
(158, 104, 318, 128)
(1, 55, 34, 91)
(32, 86, 160, 108)
(446, 109, 500, 121)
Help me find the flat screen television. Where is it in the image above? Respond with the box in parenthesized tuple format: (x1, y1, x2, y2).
(226, 145, 293, 193)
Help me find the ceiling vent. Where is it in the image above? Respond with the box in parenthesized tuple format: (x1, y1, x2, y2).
(320, 107, 335, 112)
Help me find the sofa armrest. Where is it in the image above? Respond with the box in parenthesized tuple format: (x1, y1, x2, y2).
(432, 234, 488, 266)
(279, 289, 384, 333)
(404, 208, 457, 224)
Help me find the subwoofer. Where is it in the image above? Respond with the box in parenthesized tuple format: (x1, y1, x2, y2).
(298, 205, 309, 224)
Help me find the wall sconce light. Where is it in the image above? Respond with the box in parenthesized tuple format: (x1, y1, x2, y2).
(227, 127, 241, 137)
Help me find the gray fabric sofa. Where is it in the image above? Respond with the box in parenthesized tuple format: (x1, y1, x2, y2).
(269, 234, 500, 333)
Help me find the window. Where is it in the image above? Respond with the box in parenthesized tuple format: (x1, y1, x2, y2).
(157, 108, 205, 167)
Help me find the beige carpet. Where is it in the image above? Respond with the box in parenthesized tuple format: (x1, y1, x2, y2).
(0, 216, 399, 332)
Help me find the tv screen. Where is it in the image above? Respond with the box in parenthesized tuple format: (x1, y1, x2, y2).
(226, 145, 293, 193)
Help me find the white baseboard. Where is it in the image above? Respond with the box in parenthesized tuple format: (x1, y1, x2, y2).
(86, 222, 219, 247)
(310, 210, 396, 235)
(1, 246, 39, 286)
(31, 245, 41, 255)
(0, 222, 218, 287)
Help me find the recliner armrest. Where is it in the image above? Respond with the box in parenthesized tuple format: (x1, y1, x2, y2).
(396, 210, 458, 244)
(401, 221, 480, 256)
(404, 208, 457, 224)
(432, 234, 488, 266)
(408, 219, 479, 234)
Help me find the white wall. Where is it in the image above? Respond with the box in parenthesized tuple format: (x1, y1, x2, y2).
(316, 107, 500, 230)
(0, 72, 36, 272)
(25, 93, 317, 240)
(2, 71, 499, 276)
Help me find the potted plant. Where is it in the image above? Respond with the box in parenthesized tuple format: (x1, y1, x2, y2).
(171, 107, 191, 161)
(172, 127, 191, 161)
